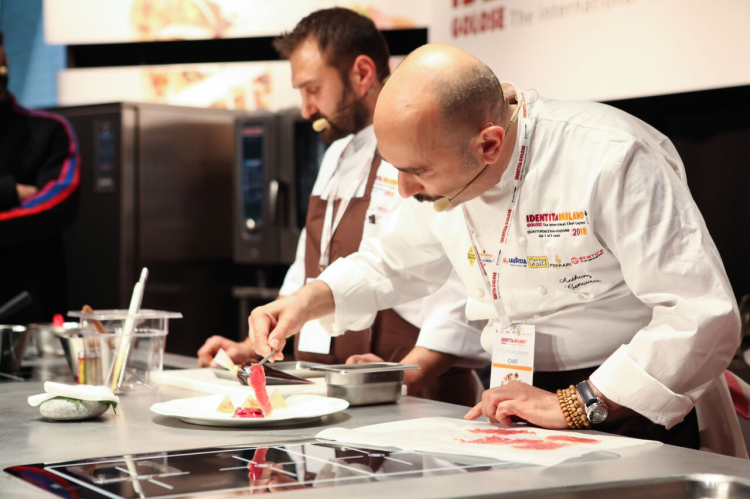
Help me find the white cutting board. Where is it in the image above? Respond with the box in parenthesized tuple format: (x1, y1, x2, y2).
(154, 368, 327, 396)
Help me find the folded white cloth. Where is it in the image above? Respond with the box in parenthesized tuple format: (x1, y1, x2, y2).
(28, 382, 119, 407)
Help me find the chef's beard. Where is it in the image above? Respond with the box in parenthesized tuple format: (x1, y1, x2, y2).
(312, 81, 369, 144)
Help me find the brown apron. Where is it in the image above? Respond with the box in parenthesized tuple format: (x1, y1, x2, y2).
(295, 152, 477, 406)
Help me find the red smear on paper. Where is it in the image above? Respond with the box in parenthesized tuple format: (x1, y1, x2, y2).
(547, 435, 600, 444)
(233, 407, 264, 419)
(469, 428, 536, 436)
(457, 435, 588, 451)
(512, 440, 570, 450)
(249, 364, 273, 416)
(459, 435, 514, 445)
(247, 447, 268, 481)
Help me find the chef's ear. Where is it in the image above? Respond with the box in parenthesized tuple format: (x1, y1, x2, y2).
(349, 55, 377, 98)
(478, 125, 505, 165)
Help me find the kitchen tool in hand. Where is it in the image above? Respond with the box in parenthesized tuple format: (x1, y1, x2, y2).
(257, 349, 276, 366)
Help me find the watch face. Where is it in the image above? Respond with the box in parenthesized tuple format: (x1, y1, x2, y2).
(587, 405, 609, 424)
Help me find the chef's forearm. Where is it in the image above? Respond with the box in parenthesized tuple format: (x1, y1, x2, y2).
(401, 347, 458, 394)
(295, 279, 336, 323)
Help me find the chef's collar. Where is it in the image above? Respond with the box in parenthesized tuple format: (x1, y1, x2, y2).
(481, 98, 537, 200)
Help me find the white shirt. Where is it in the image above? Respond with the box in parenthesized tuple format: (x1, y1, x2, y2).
(318, 97, 740, 429)
(279, 125, 489, 367)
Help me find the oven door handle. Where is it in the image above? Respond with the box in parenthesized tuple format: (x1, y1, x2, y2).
(268, 179, 280, 226)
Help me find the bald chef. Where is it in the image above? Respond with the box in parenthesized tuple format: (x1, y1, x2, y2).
(247, 43, 744, 452)
(198, 10, 488, 406)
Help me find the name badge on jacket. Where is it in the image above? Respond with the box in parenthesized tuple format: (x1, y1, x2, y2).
(297, 278, 332, 354)
(490, 323, 535, 388)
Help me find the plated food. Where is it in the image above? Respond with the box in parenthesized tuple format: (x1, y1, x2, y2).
(214, 388, 288, 418)
(150, 393, 349, 427)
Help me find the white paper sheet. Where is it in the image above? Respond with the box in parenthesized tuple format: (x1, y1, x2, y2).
(317, 417, 660, 467)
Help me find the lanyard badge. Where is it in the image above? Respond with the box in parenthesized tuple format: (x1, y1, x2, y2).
(318, 141, 375, 270)
(462, 87, 537, 388)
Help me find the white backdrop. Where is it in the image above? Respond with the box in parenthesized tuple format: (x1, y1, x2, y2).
(431, 0, 750, 101)
(47, 0, 750, 104)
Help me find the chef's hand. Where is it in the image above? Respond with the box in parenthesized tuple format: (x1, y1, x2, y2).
(248, 280, 336, 362)
(464, 381, 567, 429)
(16, 184, 38, 202)
(346, 353, 383, 364)
(197, 336, 255, 367)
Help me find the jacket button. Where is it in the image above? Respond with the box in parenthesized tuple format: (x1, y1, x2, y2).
(537, 286, 547, 295)
(475, 288, 486, 298)
(518, 237, 527, 246)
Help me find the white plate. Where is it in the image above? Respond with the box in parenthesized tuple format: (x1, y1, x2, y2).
(150, 393, 349, 427)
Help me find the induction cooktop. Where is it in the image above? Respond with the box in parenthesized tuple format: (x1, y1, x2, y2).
(6, 440, 526, 497)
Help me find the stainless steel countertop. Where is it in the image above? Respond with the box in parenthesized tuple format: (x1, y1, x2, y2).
(2, 356, 750, 498)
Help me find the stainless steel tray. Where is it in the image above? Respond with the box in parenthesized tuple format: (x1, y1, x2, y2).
(263, 360, 326, 378)
(308, 362, 420, 375)
(311, 362, 421, 406)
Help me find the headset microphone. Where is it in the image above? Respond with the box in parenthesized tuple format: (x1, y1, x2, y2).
(431, 104, 521, 213)
(311, 86, 376, 133)
(312, 118, 330, 132)
(433, 197, 452, 213)
(432, 164, 488, 212)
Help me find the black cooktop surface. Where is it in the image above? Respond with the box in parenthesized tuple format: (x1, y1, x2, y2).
(6, 440, 520, 497)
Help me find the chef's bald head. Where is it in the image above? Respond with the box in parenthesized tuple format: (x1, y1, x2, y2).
(375, 44, 506, 164)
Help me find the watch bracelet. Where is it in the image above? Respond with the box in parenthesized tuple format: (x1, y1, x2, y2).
(556, 385, 591, 429)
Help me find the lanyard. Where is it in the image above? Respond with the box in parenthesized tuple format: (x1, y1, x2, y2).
(462, 87, 536, 328)
(319, 139, 375, 270)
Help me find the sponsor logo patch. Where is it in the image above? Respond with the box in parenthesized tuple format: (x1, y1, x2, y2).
(527, 256, 549, 268)
(550, 255, 572, 269)
(505, 257, 527, 267)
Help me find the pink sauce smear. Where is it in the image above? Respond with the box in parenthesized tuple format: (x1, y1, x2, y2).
(512, 440, 570, 451)
(458, 432, 599, 450)
(459, 435, 571, 450)
(468, 428, 536, 436)
(546, 435, 600, 444)
(233, 407, 264, 419)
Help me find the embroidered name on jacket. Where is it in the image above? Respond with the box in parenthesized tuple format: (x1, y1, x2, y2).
(559, 274, 602, 291)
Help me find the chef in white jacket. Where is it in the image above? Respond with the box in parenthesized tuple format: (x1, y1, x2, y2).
(248, 44, 742, 449)
(199, 11, 488, 405)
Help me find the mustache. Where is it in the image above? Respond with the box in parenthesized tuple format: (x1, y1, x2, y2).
(413, 193, 444, 203)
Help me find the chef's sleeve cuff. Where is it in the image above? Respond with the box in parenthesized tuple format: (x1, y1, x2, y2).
(415, 322, 490, 368)
(318, 261, 379, 337)
(590, 345, 695, 429)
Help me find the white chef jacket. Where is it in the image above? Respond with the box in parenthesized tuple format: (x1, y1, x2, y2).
(318, 97, 741, 429)
(278, 124, 489, 368)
